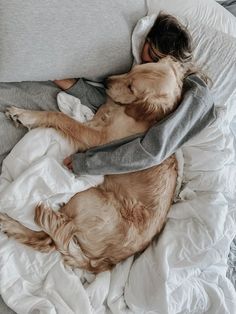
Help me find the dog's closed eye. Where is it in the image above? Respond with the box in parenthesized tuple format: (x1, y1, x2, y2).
(128, 84, 133, 93)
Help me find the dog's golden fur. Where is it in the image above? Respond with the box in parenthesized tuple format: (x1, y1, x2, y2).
(0, 57, 186, 273)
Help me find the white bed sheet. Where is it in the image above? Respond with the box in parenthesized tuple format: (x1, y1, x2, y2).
(120, 95, 236, 314)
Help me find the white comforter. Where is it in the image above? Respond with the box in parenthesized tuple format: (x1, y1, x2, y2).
(1, 25, 236, 314)
(0, 93, 236, 314)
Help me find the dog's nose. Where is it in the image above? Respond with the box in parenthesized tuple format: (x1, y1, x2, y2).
(103, 78, 109, 89)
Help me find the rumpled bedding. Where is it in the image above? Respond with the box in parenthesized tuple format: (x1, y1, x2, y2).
(1, 25, 236, 314)
(1, 92, 236, 314)
(0, 93, 107, 314)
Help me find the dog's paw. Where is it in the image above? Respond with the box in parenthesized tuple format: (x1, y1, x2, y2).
(63, 254, 77, 268)
(35, 203, 68, 231)
(5, 106, 23, 127)
(34, 203, 49, 227)
(0, 213, 13, 235)
(5, 106, 38, 129)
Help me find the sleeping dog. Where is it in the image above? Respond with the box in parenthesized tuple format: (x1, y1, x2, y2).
(0, 57, 186, 273)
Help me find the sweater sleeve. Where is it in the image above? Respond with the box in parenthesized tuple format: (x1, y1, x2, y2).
(71, 75, 216, 175)
(65, 78, 106, 113)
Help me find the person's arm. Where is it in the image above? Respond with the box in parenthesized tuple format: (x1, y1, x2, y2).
(69, 75, 216, 175)
(54, 78, 106, 114)
(54, 79, 77, 90)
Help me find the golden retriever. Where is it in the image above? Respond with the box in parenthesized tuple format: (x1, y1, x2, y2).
(0, 57, 186, 273)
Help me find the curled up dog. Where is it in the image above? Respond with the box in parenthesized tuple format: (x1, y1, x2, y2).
(0, 57, 188, 273)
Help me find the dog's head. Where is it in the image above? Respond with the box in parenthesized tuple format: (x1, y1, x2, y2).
(105, 57, 186, 122)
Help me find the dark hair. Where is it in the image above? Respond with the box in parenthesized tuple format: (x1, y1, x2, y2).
(147, 12, 193, 63)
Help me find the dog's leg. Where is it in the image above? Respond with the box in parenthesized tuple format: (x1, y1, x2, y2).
(34, 204, 89, 268)
(5, 106, 105, 150)
(0, 213, 55, 252)
(34, 204, 74, 252)
(0, 210, 88, 268)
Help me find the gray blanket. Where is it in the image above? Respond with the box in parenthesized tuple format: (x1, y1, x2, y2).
(0, 81, 60, 166)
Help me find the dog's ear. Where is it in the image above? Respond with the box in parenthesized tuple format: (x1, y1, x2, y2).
(125, 94, 169, 123)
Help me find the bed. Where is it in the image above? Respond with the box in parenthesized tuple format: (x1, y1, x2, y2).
(0, 0, 236, 313)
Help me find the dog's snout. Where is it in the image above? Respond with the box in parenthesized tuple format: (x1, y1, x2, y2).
(103, 78, 110, 89)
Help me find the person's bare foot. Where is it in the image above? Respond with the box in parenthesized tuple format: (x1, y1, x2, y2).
(54, 79, 77, 90)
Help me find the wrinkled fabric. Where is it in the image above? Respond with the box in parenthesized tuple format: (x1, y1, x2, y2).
(0, 89, 236, 314)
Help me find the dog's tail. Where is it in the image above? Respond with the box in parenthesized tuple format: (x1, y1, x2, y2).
(0, 212, 55, 252)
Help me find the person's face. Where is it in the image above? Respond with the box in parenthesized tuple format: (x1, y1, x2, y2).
(141, 40, 165, 63)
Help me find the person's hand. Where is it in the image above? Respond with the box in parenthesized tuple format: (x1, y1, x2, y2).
(63, 156, 73, 171)
(54, 79, 77, 90)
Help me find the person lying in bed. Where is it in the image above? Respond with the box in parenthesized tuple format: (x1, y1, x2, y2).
(0, 13, 214, 173)
(53, 13, 215, 174)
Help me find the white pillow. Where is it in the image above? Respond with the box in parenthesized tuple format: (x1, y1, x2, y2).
(189, 21, 236, 109)
(147, 0, 236, 38)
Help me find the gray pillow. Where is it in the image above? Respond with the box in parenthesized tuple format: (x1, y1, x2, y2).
(0, 0, 147, 82)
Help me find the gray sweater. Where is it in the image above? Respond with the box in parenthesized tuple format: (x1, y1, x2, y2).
(66, 75, 215, 175)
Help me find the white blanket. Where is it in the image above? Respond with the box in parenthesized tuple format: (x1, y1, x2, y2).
(1, 26, 236, 314)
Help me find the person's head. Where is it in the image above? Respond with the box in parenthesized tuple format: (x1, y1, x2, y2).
(141, 13, 193, 64)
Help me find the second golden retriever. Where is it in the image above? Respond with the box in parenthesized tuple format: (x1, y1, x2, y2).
(0, 57, 186, 273)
